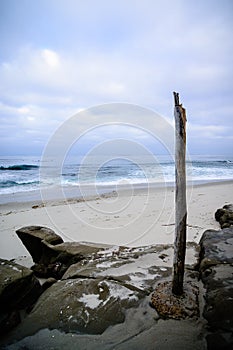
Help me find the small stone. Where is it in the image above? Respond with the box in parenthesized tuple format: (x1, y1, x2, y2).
(159, 253, 168, 261)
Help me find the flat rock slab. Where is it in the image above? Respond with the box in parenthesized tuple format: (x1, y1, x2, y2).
(42, 240, 109, 260)
(62, 245, 175, 294)
(15, 226, 199, 283)
(31, 241, 121, 279)
(5, 278, 145, 342)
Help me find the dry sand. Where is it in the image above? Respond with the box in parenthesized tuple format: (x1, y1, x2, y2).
(0, 181, 232, 261)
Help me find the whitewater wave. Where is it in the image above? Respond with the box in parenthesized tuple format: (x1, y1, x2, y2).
(0, 180, 40, 188)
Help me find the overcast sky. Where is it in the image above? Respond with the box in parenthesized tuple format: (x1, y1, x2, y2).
(0, 0, 233, 156)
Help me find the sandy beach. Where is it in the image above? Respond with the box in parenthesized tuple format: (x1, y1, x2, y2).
(1, 180, 232, 262)
(0, 180, 232, 349)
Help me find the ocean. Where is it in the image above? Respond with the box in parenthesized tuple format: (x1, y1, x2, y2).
(0, 155, 233, 204)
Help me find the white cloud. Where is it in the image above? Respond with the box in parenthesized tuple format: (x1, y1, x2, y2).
(0, 47, 159, 109)
(0, 0, 232, 155)
(41, 49, 60, 68)
(0, 101, 75, 143)
(189, 123, 227, 138)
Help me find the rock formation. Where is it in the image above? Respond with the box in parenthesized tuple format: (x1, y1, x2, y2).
(16, 226, 64, 263)
(0, 259, 41, 335)
(199, 226, 233, 349)
(1, 209, 233, 350)
(16, 226, 110, 279)
(2, 226, 181, 344)
(215, 204, 233, 229)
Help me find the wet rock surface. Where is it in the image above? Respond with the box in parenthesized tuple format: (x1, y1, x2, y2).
(199, 226, 233, 349)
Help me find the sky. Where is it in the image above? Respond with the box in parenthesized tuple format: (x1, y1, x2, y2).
(0, 0, 233, 156)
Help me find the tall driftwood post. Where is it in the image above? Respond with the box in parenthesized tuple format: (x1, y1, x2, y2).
(172, 91, 187, 296)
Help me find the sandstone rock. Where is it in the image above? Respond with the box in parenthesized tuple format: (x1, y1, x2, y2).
(199, 227, 233, 272)
(16, 226, 63, 263)
(0, 259, 42, 335)
(62, 245, 174, 293)
(5, 228, 202, 347)
(30, 241, 115, 279)
(2, 243, 181, 344)
(42, 241, 108, 262)
(203, 265, 233, 329)
(202, 264, 233, 349)
(199, 227, 233, 349)
(6, 278, 144, 342)
(16, 225, 116, 279)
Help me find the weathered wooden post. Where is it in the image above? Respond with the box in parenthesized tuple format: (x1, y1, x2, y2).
(172, 91, 187, 296)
